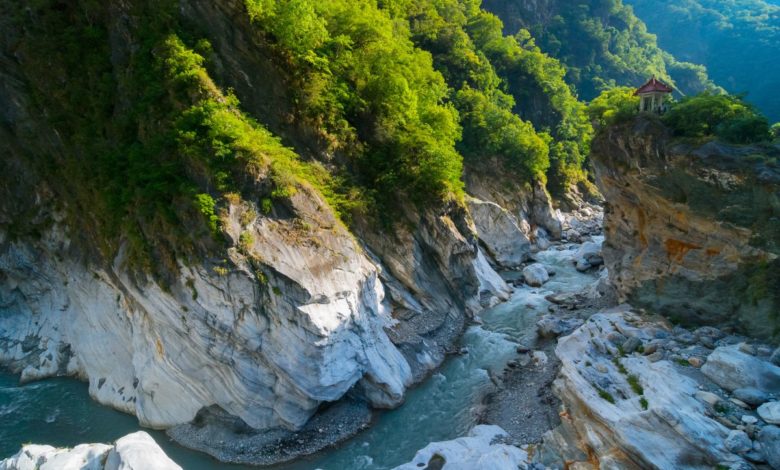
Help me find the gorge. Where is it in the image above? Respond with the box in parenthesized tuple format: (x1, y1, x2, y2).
(0, 0, 779, 469)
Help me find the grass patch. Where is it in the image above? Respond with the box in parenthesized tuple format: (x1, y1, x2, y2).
(627, 374, 644, 395)
(597, 388, 615, 404)
(640, 397, 648, 410)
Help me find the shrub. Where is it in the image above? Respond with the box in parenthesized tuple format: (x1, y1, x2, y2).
(587, 87, 640, 128)
(663, 93, 770, 144)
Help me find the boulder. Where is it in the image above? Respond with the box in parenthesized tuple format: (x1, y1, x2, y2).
(467, 197, 531, 268)
(724, 430, 752, 454)
(522, 263, 549, 287)
(537, 315, 584, 338)
(573, 241, 603, 272)
(0, 432, 181, 470)
(392, 425, 529, 470)
(757, 425, 780, 469)
(701, 345, 780, 393)
(104, 432, 181, 470)
(732, 388, 769, 407)
(758, 402, 780, 425)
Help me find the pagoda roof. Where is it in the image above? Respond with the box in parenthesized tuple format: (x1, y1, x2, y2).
(634, 77, 674, 95)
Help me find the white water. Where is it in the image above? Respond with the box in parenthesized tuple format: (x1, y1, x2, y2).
(0, 241, 600, 469)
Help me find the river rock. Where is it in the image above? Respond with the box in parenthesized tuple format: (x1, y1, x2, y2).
(0, 432, 180, 470)
(701, 345, 780, 393)
(732, 388, 769, 407)
(622, 336, 642, 354)
(537, 315, 584, 338)
(392, 425, 529, 470)
(758, 402, 780, 425)
(695, 390, 722, 406)
(522, 263, 549, 287)
(573, 241, 603, 272)
(771, 347, 780, 366)
(725, 430, 752, 454)
(757, 425, 780, 468)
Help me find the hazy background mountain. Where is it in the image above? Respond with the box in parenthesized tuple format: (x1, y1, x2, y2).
(624, 0, 780, 121)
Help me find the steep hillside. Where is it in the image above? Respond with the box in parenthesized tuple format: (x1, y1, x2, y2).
(482, 0, 719, 99)
(625, 0, 780, 121)
(591, 115, 780, 339)
(0, 0, 575, 463)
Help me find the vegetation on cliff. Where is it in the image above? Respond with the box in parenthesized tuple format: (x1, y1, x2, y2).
(5, 0, 610, 272)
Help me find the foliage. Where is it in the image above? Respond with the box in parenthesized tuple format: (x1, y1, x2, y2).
(625, 0, 780, 121)
(770, 122, 780, 140)
(481, 0, 718, 100)
(663, 93, 771, 143)
(244, 0, 465, 209)
(9, 0, 351, 273)
(588, 87, 640, 128)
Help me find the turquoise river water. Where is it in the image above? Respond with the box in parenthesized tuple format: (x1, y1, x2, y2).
(0, 243, 598, 469)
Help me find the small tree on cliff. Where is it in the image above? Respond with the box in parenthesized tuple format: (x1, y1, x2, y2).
(587, 87, 639, 129)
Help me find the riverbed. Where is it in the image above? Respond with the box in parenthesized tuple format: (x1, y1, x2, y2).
(0, 241, 600, 469)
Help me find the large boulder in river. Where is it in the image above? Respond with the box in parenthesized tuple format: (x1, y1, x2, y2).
(574, 241, 603, 272)
(522, 263, 550, 287)
(700, 345, 780, 393)
(0, 432, 181, 470)
(392, 425, 529, 470)
(591, 115, 780, 339)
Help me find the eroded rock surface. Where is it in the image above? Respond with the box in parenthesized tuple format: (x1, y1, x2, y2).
(539, 307, 779, 469)
(0, 432, 180, 470)
(591, 116, 780, 339)
(392, 425, 531, 470)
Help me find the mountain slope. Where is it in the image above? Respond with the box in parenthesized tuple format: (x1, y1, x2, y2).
(625, 0, 780, 121)
(482, 0, 719, 99)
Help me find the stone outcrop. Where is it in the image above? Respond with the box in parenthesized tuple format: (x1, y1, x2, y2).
(0, 432, 181, 470)
(467, 196, 531, 267)
(539, 308, 772, 469)
(465, 161, 563, 242)
(392, 425, 531, 470)
(591, 116, 780, 339)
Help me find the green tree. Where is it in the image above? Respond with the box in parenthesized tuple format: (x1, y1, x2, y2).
(587, 87, 640, 128)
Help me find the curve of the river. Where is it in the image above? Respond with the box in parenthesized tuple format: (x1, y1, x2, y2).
(0, 241, 600, 470)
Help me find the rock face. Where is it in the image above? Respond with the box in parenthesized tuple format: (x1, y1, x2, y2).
(464, 161, 563, 243)
(467, 196, 531, 267)
(392, 425, 530, 470)
(0, 432, 181, 470)
(591, 116, 780, 339)
(0, 188, 412, 432)
(0, 0, 513, 461)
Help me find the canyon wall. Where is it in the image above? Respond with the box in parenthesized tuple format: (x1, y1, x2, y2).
(591, 116, 780, 340)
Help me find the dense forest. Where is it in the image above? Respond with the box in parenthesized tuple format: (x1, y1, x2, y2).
(481, 0, 719, 100)
(625, 0, 780, 121)
(4, 0, 601, 269)
(6, 0, 773, 274)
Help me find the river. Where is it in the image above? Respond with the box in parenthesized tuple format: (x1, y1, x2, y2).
(0, 241, 600, 469)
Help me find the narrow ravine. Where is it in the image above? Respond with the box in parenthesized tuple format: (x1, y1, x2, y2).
(0, 240, 602, 470)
